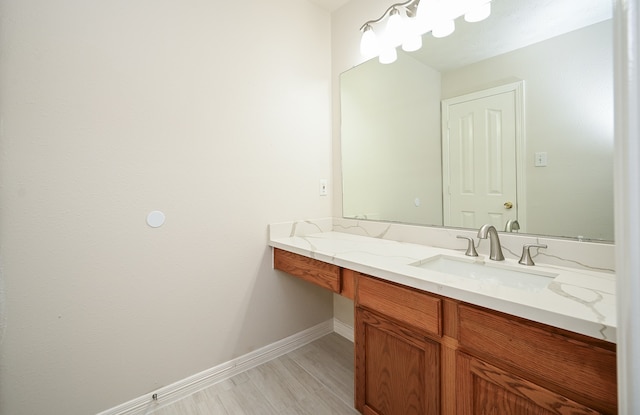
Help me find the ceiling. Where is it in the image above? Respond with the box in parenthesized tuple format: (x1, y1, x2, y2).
(306, 0, 351, 12)
(379, 0, 613, 71)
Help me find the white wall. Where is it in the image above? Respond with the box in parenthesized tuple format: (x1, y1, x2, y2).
(0, 1, 333, 414)
(341, 53, 442, 224)
(331, 0, 391, 210)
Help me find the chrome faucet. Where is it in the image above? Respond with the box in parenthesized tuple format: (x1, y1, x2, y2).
(504, 219, 520, 232)
(477, 224, 505, 261)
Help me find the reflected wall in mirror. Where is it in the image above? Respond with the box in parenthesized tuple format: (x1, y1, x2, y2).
(341, 0, 614, 241)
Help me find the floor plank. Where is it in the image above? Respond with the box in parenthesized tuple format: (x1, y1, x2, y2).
(289, 333, 355, 407)
(151, 333, 357, 415)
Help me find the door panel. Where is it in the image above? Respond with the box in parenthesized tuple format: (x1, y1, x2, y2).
(443, 85, 522, 231)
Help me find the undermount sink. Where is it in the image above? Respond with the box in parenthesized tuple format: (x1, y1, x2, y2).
(410, 255, 558, 292)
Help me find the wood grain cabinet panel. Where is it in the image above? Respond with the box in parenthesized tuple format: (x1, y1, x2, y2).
(457, 304, 617, 414)
(356, 274, 441, 337)
(356, 307, 440, 415)
(457, 352, 604, 415)
(273, 248, 341, 293)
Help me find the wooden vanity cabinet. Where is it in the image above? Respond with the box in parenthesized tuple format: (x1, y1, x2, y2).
(355, 274, 442, 415)
(272, 249, 617, 414)
(355, 274, 617, 415)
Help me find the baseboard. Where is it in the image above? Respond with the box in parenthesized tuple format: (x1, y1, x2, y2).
(96, 319, 334, 415)
(333, 318, 354, 342)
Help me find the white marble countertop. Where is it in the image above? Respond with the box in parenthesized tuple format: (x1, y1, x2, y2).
(269, 230, 616, 342)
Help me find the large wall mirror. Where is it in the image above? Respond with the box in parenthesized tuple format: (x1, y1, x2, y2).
(340, 0, 613, 242)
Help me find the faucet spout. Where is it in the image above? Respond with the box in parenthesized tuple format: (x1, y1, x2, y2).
(477, 224, 505, 261)
(505, 219, 520, 232)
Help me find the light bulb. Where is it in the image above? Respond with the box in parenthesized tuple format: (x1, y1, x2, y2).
(416, 0, 435, 22)
(416, 0, 439, 33)
(402, 17, 423, 52)
(378, 45, 397, 64)
(402, 33, 422, 52)
(437, 0, 460, 20)
(432, 19, 455, 38)
(465, 1, 491, 23)
(360, 25, 378, 58)
(385, 8, 405, 47)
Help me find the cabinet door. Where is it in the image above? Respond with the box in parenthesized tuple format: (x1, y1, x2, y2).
(356, 307, 440, 415)
(457, 352, 605, 415)
(457, 304, 616, 413)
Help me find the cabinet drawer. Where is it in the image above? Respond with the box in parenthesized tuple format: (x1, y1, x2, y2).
(273, 248, 341, 293)
(356, 274, 441, 336)
(458, 304, 617, 414)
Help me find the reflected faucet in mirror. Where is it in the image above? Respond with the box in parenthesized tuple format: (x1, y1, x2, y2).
(505, 219, 520, 232)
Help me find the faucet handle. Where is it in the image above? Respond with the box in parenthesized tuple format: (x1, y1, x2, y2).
(457, 235, 479, 257)
(519, 244, 548, 266)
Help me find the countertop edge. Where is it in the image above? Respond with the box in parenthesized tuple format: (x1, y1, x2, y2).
(269, 234, 616, 343)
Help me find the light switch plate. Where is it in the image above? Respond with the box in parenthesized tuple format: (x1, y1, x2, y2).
(535, 152, 548, 167)
(319, 179, 328, 196)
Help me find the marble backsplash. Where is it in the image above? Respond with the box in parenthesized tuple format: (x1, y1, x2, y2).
(270, 217, 615, 274)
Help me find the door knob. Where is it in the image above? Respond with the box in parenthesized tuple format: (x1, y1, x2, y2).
(504, 201, 513, 209)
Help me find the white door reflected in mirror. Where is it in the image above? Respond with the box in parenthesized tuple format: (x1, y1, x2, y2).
(442, 83, 521, 231)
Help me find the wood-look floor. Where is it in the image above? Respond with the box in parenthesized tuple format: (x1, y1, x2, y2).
(150, 333, 359, 415)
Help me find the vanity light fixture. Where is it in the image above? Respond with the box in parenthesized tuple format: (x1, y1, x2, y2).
(464, 1, 492, 22)
(359, 0, 492, 64)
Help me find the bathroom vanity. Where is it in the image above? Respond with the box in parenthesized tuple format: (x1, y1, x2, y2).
(270, 228, 617, 415)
